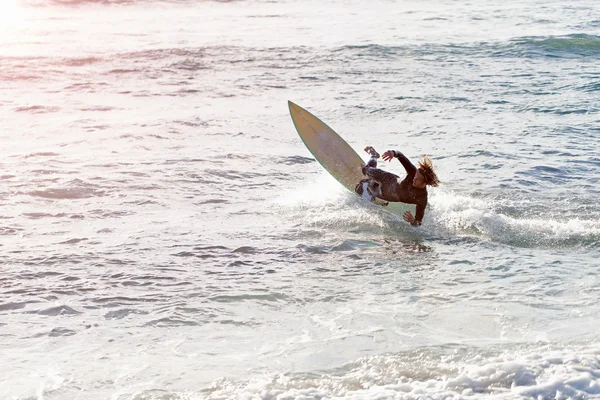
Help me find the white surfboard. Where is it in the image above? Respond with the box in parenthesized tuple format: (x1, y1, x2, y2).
(288, 101, 365, 191)
(288, 101, 399, 209)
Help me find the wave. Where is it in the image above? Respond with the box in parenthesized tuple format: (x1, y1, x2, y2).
(4, 36, 598, 89)
(508, 34, 600, 58)
(201, 342, 600, 400)
(421, 34, 600, 60)
(334, 35, 600, 61)
(26, 179, 109, 199)
(274, 176, 600, 249)
(429, 190, 600, 249)
(13, 105, 60, 114)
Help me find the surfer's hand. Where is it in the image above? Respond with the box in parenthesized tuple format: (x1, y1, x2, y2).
(402, 211, 415, 224)
(382, 150, 395, 162)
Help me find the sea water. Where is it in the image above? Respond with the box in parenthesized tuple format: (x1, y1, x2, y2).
(1, 0, 599, 399)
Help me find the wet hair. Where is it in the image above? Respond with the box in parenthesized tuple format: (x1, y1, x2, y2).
(418, 156, 440, 187)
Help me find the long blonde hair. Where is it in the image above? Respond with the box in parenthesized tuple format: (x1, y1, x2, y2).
(418, 156, 440, 187)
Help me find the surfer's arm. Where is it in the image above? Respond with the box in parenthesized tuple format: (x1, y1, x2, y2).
(382, 150, 417, 175)
(414, 203, 425, 225)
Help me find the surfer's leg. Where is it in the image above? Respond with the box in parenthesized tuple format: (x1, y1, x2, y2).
(361, 168, 399, 203)
(364, 146, 379, 168)
(362, 166, 399, 184)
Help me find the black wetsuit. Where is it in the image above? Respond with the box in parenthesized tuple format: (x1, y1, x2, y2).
(361, 152, 428, 225)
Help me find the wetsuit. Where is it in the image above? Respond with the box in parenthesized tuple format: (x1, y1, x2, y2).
(360, 151, 428, 226)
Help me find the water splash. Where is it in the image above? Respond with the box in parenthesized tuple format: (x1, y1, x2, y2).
(429, 190, 600, 248)
(201, 342, 600, 400)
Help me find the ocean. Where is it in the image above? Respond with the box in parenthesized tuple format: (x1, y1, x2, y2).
(1, 0, 599, 399)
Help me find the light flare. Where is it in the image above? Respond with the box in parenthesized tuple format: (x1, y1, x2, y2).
(0, 0, 23, 27)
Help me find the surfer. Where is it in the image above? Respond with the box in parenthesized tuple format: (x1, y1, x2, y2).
(355, 146, 439, 226)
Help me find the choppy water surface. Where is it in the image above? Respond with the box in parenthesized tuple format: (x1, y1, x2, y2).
(1, 0, 599, 399)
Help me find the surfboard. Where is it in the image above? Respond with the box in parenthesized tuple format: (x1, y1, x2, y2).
(288, 101, 412, 214)
(288, 101, 365, 191)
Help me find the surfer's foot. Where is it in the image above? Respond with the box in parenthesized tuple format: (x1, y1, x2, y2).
(364, 146, 380, 158)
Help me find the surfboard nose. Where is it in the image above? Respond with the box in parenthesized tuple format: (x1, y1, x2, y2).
(288, 100, 299, 113)
(288, 101, 365, 192)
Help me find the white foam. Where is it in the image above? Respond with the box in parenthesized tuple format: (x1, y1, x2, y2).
(429, 189, 600, 247)
(272, 180, 600, 247)
(272, 175, 396, 232)
(202, 344, 600, 400)
(274, 174, 349, 208)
